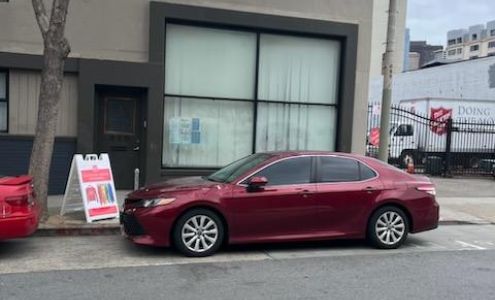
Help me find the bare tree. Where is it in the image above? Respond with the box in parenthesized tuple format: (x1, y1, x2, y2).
(30, 0, 71, 220)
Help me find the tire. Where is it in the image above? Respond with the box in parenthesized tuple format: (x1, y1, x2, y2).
(367, 206, 409, 249)
(173, 208, 224, 257)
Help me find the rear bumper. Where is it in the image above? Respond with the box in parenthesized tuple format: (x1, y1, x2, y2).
(0, 209, 40, 240)
(411, 200, 440, 233)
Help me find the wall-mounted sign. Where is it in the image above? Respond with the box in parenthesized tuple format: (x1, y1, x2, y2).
(169, 117, 201, 145)
(61, 154, 119, 223)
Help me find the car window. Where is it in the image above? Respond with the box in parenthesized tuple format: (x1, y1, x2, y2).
(318, 156, 360, 182)
(359, 162, 377, 180)
(250, 156, 311, 186)
(208, 153, 273, 183)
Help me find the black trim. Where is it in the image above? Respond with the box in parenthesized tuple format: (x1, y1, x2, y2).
(0, 52, 79, 73)
(0, 68, 8, 133)
(153, 3, 358, 172)
(252, 32, 261, 154)
(310, 156, 318, 184)
(165, 94, 254, 103)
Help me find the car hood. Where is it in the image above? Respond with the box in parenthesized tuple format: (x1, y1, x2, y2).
(127, 176, 221, 199)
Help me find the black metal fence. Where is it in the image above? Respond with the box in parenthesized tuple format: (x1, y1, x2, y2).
(366, 104, 495, 177)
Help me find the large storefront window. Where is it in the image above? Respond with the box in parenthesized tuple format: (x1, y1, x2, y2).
(163, 24, 340, 168)
(0, 71, 7, 132)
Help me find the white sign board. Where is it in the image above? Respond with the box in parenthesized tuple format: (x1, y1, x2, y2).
(169, 117, 201, 144)
(61, 154, 119, 223)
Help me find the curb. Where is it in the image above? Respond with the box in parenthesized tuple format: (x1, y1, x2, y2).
(438, 220, 493, 226)
(33, 220, 493, 237)
(34, 224, 121, 237)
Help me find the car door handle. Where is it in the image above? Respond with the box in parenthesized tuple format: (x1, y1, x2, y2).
(298, 189, 313, 198)
(362, 187, 379, 193)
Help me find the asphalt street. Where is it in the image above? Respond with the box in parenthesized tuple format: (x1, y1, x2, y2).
(1, 225, 495, 299)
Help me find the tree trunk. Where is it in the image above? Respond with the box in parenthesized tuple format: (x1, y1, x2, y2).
(30, 0, 71, 220)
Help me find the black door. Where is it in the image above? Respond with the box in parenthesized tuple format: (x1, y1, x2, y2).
(96, 90, 145, 189)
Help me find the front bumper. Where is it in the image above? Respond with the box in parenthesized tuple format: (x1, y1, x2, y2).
(120, 208, 173, 247)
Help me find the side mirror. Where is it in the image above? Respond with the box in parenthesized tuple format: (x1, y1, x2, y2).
(247, 176, 268, 192)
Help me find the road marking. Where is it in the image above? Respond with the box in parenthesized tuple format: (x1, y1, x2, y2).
(455, 240, 486, 250)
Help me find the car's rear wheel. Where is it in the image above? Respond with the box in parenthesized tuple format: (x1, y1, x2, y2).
(368, 206, 409, 249)
(173, 208, 224, 257)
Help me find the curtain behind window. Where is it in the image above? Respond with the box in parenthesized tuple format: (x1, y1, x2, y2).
(258, 34, 340, 103)
(256, 34, 340, 152)
(256, 103, 336, 152)
(165, 24, 257, 99)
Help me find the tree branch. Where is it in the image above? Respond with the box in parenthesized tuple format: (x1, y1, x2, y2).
(32, 0, 50, 37)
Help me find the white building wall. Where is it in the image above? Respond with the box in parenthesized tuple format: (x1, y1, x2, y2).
(369, 56, 495, 104)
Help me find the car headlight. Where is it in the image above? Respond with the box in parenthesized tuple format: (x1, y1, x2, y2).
(139, 197, 176, 208)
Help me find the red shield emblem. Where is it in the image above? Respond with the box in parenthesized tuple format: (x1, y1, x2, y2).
(429, 107, 452, 135)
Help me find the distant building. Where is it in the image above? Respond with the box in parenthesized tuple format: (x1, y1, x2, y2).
(409, 41, 444, 67)
(446, 20, 495, 61)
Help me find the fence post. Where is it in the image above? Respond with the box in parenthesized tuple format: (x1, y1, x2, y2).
(443, 118, 453, 177)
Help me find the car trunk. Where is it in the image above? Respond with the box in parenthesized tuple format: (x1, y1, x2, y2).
(0, 175, 35, 217)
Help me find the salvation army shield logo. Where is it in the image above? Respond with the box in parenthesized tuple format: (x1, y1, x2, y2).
(429, 107, 452, 135)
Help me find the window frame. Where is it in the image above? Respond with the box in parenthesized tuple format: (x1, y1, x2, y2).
(162, 21, 343, 169)
(0, 69, 8, 133)
(470, 44, 480, 52)
(237, 155, 317, 186)
(103, 96, 137, 136)
(315, 155, 378, 184)
(488, 41, 495, 49)
(236, 154, 378, 186)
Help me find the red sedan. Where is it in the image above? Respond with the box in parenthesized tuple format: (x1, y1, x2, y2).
(0, 175, 40, 240)
(122, 152, 439, 257)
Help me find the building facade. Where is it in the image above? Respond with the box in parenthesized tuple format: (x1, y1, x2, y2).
(0, 0, 405, 193)
(446, 20, 495, 61)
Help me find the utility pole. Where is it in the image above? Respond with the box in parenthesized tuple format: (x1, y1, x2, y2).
(378, 0, 398, 162)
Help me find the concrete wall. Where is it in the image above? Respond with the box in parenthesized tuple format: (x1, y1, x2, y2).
(8, 69, 78, 137)
(0, 0, 381, 154)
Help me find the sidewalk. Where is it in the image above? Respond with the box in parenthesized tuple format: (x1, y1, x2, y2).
(38, 191, 130, 236)
(431, 177, 495, 225)
(36, 177, 495, 236)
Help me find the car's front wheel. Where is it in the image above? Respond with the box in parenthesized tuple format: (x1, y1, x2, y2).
(368, 206, 409, 249)
(173, 208, 224, 257)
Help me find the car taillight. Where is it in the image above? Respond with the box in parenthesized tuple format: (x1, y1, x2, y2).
(416, 186, 436, 196)
(5, 195, 29, 206)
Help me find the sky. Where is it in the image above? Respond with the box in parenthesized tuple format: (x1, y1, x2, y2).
(407, 0, 495, 46)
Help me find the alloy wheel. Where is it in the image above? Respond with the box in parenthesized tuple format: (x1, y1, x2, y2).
(375, 211, 405, 246)
(181, 215, 219, 253)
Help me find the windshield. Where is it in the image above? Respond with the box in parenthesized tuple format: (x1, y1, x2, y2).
(207, 153, 273, 183)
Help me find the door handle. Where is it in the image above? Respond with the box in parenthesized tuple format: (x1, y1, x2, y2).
(133, 146, 140, 151)
(298, 189, 313, 198)
(362, 186, 378, 193)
